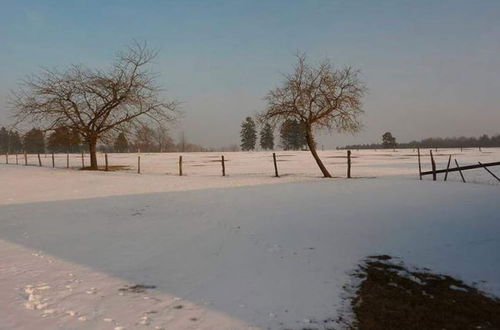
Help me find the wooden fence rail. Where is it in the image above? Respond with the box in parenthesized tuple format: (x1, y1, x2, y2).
(420, 161, 500, 176)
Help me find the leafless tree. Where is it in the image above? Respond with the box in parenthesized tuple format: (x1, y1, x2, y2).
(10, 42, 179, 169)
(154, 124, 174, 152)
(259, 53, 366, 177)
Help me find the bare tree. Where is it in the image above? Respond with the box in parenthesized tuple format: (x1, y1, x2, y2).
(259, 54, 366, 177)
(10, 42, 178, 169)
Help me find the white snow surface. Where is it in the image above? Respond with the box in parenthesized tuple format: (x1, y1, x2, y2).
(0, 148, 499, 329)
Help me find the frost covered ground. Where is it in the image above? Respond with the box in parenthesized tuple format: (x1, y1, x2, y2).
(0, 148, 499, 329)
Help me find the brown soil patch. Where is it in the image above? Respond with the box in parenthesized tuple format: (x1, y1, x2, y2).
(80, 165, 131, 171)
(346, 255, 500, 330)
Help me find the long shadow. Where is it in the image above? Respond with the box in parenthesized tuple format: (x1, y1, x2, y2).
(1, 180, 500, 329)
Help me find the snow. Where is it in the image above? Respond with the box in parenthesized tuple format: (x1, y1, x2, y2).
(0, 148, 499, 329)
(4, 147, 500, 185)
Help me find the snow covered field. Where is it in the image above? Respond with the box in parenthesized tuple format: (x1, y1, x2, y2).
(0, 148, 499, 329)
(3, 147, 500, 185)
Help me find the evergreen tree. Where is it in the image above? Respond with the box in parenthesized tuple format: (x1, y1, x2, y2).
(0, 127, 8, 153)
(23, 128, 45, 153)
(240, 117, 257, 151)
(260, 123, 274, 150)
(9, 131, 23, 153)
(280, 119, 306, 150)
(114, 132, 129, 152)
(47, 127, 82, 153)
(0, 128, 24, 153)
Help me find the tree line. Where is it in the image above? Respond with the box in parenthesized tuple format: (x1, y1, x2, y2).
(0, 124, 204, 154)
(342, 132, 500, 150)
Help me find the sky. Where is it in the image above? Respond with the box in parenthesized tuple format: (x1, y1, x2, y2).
(1, 0, 499, 148)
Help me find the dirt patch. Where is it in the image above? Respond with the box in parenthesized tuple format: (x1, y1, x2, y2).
(118, 284, 156, 293)
(80, 165, 131, 171)
(344, 255, 500, 329)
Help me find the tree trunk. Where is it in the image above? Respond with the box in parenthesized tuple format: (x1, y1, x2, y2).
(88, 137, 98, 170)
(305, 126, 331, 178)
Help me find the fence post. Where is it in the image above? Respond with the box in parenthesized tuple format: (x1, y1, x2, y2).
(16, 153, 18, 165)
(137, 156, 141, 174)
(444, 155, 452, 181)
(430, 150, 436, 181)
(5, 153, 8, 164)
(273, 153, 279, 177)
(37, 153, 42, 167)
(105, 153, 109, 171)
(52, 153, 55, 168)
(478, 162, 500, 182)
(81, 152, 84, 168)
(66, 153, 69, 168)
(221, 155, 226, 176)
(455, 159, 466, 183)
(24, 152, 27, 166)
(179, 155, 183, 176)
(417, 148, 422, 180)
(347, 150, 352, 179)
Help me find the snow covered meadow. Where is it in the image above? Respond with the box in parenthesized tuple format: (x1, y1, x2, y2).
(4, 147, 500, 184)
(0, 148, 499, 329)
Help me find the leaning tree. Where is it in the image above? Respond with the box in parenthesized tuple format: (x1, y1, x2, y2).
(11, 42, 178, 169)
(259, 54, 366, 177)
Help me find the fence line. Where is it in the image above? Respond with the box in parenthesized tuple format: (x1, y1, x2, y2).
(2, 148, 499, 183)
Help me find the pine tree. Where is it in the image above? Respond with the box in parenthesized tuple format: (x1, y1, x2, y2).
(114, 132, 129, 152)
(240, 117, 257, 151)
(280, 119, 306, 150)
(9, 130, 23, 153)
(23, 128, 45, 153)
(0, 127, 8, 153)
(260, 123, 274, 150)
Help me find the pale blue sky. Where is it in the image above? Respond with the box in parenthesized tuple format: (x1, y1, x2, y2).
(1, 0, 499, 147)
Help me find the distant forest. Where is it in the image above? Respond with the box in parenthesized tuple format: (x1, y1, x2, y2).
(342, 134, 500, 150)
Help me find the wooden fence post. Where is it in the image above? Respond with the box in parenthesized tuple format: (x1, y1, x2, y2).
(417, 148, 422, 180)
(179, 155, 183, 176)
(455, 159, 466, 183)
(37, 153, 42, 167)
(221, 155, 226, 176)
(273, 153, 279, 177)
(52, 153, 55, 168)
(347, 150, 352, 178)
(81, 152, 84, 168)
(66, 153, 69, 168)
(5, 153, 8, 164)
(24, 152, 27, 166)
(444, 155, 452, 181)
(105, 153, 109, 171)
(137, 156, 141, 174)
(16, 153, 18, 165)
(430, 150, 436, 181)
(478, 162, 500, 182)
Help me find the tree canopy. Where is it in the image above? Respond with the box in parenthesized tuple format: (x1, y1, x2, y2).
(11, 42, 178, 169)
(259, 54, 366, 177)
